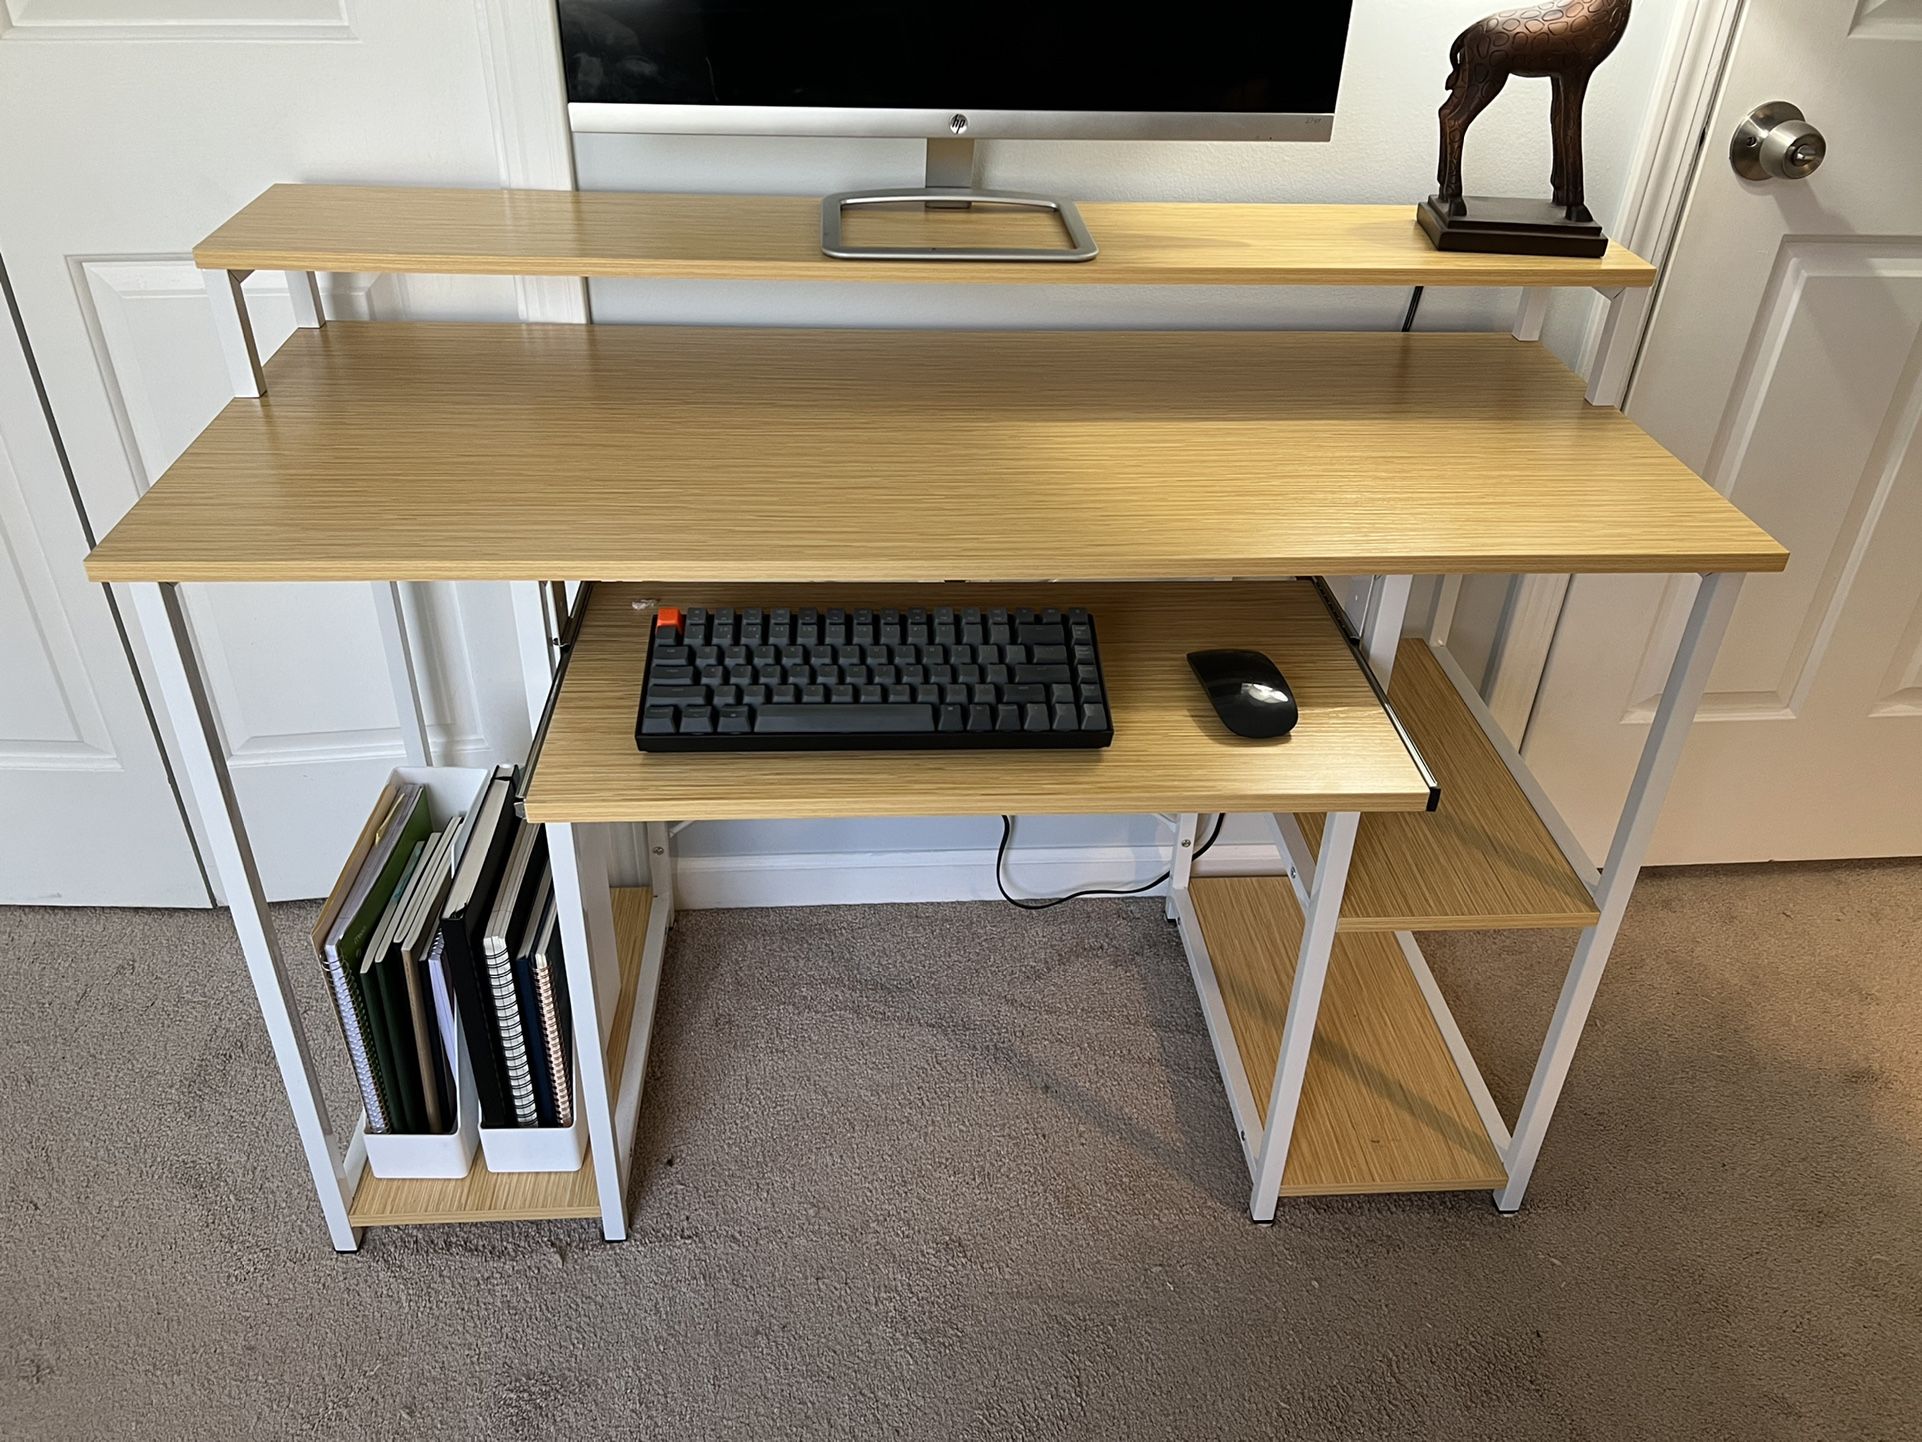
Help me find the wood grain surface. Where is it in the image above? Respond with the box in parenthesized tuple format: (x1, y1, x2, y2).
(195, 184, 1656, 288)
(519, 582, 1432, 822)
(1298, 640, 1601, 931)
(348, 887, 650, 1227)
(1190, 874, 1508, 1196)
(83, 323, 1787, 583)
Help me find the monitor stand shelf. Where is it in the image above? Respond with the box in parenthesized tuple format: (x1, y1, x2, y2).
(87, 185, 1784, 1251)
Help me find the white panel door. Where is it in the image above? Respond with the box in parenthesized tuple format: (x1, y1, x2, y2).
(1524, 0, 1922, 863)
(0, 267, 206, 905)
(0, 2, 527, 900)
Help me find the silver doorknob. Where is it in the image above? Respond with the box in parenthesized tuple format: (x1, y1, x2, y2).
(1731, 101, 1827, 181)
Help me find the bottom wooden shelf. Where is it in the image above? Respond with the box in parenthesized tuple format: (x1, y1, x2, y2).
(348, 886, 652, 1227)
(1189, 874, 1506, 1197)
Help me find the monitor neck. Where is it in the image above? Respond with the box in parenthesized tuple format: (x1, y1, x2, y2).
(925, 137, 978, 189)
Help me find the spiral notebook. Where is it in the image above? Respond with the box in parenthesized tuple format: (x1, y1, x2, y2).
(312, 781, 427, 1134)
(482, 820, 548, 1128)
(513, 885, 574, 1128)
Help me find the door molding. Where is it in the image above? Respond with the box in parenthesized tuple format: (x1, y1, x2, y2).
(1484, 0, 1749, 745)
(470, 0, 657, 885)
(1574, 0, 1751, 384)
(474, 0, 586, 324)
(0, 1, 354, 44)
(0, 251, 210, 903)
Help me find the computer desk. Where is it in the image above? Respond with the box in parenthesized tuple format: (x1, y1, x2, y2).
(85, 188, 1787, 1250)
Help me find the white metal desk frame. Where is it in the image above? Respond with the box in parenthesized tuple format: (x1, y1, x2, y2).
(138, 268, 1719, 1248)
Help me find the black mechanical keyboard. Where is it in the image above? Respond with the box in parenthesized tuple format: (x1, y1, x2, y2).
(634, 604, 1114, 752)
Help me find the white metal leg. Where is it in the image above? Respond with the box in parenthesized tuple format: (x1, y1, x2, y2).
(1263, 811, 1317, 913)
(1428, 641, 1601, 885)
(372, 580, 430, 766)
(131, 583, 361, 1250)
(546, 820, 626, 1238)
(1396, 931, 1512, 1160)
(1334, 576, 1377, 635)
(284, 270, 324, 329)
(1426, 574, 1463, 647)
(510, 580, 627, 1237)
(1497, 572, 1743, 1211)
(201, 268, 264, 397)
(1169, 885, 1264, 1172)
(1242, 572, 1412, 1218)
(1167, 812, 1262, 1169)
(1360, 573, 1412, 680)
(1330, 573, 1411, 679)
(546, 582, 570, 665)
(1164, 811, 1198, 919)
(645, 819, 676, 926)
(609, 820, 677, 1183)
(1280, 568, 1415, 895)
(1249, 808, 1359, 1220)
(1511, 288, 1551, 342)
(1585, 284, 1654, 408)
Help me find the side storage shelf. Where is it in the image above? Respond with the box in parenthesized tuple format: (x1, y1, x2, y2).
(1298, 640, 1601, 932)
(1181, 637, 1606, 1200)
(1187, 875, 1509, 1196)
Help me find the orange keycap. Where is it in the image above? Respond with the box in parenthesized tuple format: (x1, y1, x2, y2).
(656, 607, 683, 630)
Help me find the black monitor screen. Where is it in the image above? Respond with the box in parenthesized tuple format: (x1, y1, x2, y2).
(559, 1, 1354, 115)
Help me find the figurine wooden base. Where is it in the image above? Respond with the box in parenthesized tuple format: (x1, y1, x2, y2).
(1417, 195, 1609, 258)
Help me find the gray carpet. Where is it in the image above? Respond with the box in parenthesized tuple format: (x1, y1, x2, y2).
(3, 860, 1919, 1440)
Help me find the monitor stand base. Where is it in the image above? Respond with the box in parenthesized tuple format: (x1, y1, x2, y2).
(820, 137, 1098, 263)
(820, 189, 1097, 262)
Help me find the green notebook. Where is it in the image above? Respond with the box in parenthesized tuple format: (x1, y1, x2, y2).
(362, 839, 426, 1134)
(325, 784, 428, 1129)
(326, 784, 429, 979)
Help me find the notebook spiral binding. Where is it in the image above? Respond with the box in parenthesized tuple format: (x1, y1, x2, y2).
(486, 949, 540, 1126)
(533, 957, 572, 1128)
(326, 959, 390, 1133)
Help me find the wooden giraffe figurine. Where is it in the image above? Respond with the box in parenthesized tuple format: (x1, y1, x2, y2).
(1436, 0, 1632, 220)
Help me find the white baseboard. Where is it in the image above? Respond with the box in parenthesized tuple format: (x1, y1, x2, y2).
(668, 840, 1284, 910)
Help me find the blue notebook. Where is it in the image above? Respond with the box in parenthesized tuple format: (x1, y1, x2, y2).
(513, 888, 573, 1128)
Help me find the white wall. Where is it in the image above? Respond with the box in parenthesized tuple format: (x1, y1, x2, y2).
(572, 0, 1689, 896)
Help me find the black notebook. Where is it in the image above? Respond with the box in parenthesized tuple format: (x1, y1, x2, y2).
(512, 884, 573, 1127)
(484, 822, 549, 1128)
(390, 820, 461, 1133)
(437, 766, 519, 1128)
(362, 839, 426, 1134)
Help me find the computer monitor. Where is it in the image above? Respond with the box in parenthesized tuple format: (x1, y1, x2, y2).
(562, 1, 1353, 143)
(558, 1, 1357, 261)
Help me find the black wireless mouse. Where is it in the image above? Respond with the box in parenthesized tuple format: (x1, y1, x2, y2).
(1187, 649, 1299, 739)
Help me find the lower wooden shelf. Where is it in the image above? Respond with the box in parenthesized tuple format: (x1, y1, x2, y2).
(1189, 873, 1507, 1197)
(348, 886, 651, 1228)
(1299, 640, 1600, 932)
